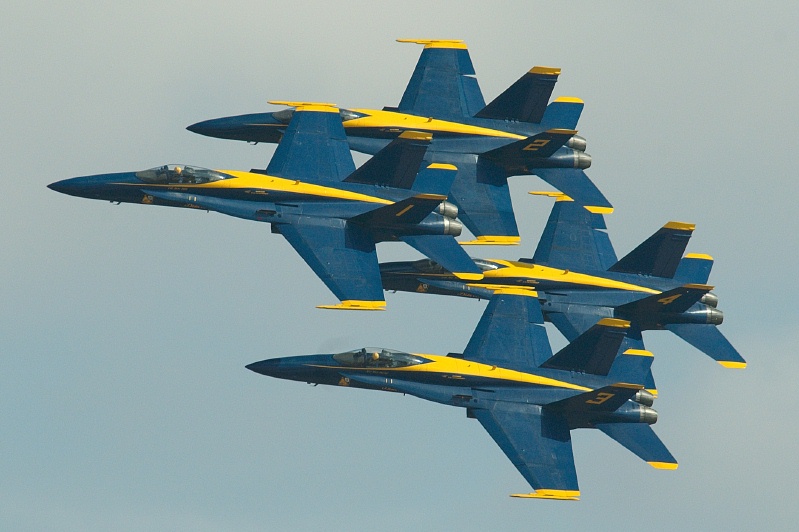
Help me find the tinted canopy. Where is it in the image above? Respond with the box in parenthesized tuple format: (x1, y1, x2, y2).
(135, 164, 232, 185)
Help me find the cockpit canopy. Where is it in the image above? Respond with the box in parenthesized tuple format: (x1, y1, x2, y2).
(135, 164, 233, 185)
(333, 348, 429, 369)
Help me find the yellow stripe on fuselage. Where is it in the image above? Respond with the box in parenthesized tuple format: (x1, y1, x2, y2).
(472, 260, 661, 294)
(189, 170, 394, 205)
(334, 353, 591, 391)
(345, 109, 526, 139)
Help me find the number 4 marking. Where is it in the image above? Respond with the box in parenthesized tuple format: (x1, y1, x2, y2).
(658, 294, 682, 305)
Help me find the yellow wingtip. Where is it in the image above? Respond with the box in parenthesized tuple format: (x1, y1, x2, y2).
(396, 39, 467, 49)
(554, 96, 584, 104)
(316, 300, 386, 311)
(718, 361, 747, 369)
(584, 206, 614, 214)
(459, 235, 521, 246)
(648, 461, 679, 470)
(512, 490, 580, 501)
(530, 66, 562, 76)
(663, 221, 695, 231)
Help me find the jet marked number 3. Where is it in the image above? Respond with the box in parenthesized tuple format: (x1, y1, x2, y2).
(523, 139, 550, 151)
(586, 392, 615, 405)
(658, 294, 682, 305)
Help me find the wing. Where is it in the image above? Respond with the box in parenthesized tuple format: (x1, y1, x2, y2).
(264, 101, 356, 184)
(530, 192, 617, 271)
(471, 402, 580, 500)
(665, 324, 746, 368)
(474, 66, 561, 123)
(532, 169, 613, 216)
(447, 157, 520, 244)
(596, 424, 678, 469)
(274, 218, 385, 310)
(395, 39, 486, 118)
(462, 292, 552, 372)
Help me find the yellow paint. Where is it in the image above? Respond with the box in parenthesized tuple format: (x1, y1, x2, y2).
(684, 283, 714, 291)
(553, 96, 584, 104)
(684, 253, 714, 260)
(648, 462, 679, 470)
(584, 206, 614, 214)
(718, 361, 747, 369)
(347, 109, 525, 139)
(663, 221, 695, 231)
(398, 130, 432, 141)
(477, 260, 661, 294)
(267, 100, 339, 113)
(316, 300, 386, 311)
(596, 318, 630, 328)
(396, 38, 467, 49)
(493, 288, 539, 297)
(425, 163, 457, 171)
(646, 388, 659, 397)
(623, 349, 654, 358)
(529, 191, 571, 200)
(452, 272, 484, 281)
(586, 392, 615, 405)
(546, 128, 578, 135)
(203, 170, 394, 205)
(530, 66, 561, 76)
(460, 235, 521, 246)
(512, 490, 580, 500)
(413, 192, 448, 201)
(395, 204, 414, 217)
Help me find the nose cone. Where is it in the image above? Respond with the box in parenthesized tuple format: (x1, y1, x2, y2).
(187, 113, 284, 143)
(246, 358, 284, 377)
(48, 172, 141, 201)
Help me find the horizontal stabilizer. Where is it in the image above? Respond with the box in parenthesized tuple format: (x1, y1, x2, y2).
(446, 157, 519, 241)
(396, 39, 486, 118)
(665, 324, 746, 368)
(400, 235, 483, 280)
(609, 221, 695, 278)
(531, 193, 617, 271)
(541, 318, 630, 376)
(674, 253, 714, 284)
(343, 131, 430, 189)
(596, 423, 677, 469)
(474, 66, 560, 123)
(532, 169, 613, 213)
(482, 129, 577, 164)
(539, 97, 584, 130)
(264, 102, 356, 183)
(616, 284, 713, 317)
(350, 194, 447, 227)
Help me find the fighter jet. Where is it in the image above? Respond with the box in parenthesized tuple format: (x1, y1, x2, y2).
(48, 102, 483, 310)
(247, 291, 677, 499)
(380, 193, 745, 368)
(187, 39, 609, 244)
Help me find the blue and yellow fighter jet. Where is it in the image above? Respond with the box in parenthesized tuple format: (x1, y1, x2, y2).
(380, 193, 746, 368)
(48, 102, 484, 310)
(247, 291, 677, 499)
(187, 39, 609, 244)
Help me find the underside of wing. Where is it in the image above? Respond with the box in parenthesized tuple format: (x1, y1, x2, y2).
(274, 218, 385, 309)
(471, 402, 579, 500)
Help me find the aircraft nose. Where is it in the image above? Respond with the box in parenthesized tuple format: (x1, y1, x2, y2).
(48, 176, 85, 196)
(186, 113, 283, 142)
(246, 359, 283, 377)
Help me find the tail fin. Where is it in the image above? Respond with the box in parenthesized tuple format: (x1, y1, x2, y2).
(264, 101, 355, 183)
(395, 39, 486, 118)
(596, 424, 678, 469)
(674, 253, 714, 284)
(609, 221, 695, 278)
(541, 318, 629, 376)
(344, 131, 430, 189)
(529, 193, 617, 271)
(606, 347, 655, 390)
(410, 163, 459, 196)
(540, 97, 584, 130)
(474, 66, 560, 123)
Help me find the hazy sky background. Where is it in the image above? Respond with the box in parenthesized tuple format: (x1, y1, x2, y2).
(3, 2, 798, 530)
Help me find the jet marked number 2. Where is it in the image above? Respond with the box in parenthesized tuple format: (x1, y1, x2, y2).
(523, 139, 550, 151)
(586, 392, 615, 405)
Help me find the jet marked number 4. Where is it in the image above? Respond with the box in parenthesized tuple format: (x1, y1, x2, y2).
(523, 139, 550, 151)
(658, 294, 682, 305)
(586, 392, 615, 405)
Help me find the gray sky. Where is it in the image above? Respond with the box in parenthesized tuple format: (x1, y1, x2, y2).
(3, 1, 798, 530)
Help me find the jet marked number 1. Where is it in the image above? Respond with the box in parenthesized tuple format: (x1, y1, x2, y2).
(523, 139, 550, 151)
(586, 392, 615, 405)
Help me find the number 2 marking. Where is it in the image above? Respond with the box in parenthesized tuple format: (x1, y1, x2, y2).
(523, 139, 550, 151)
